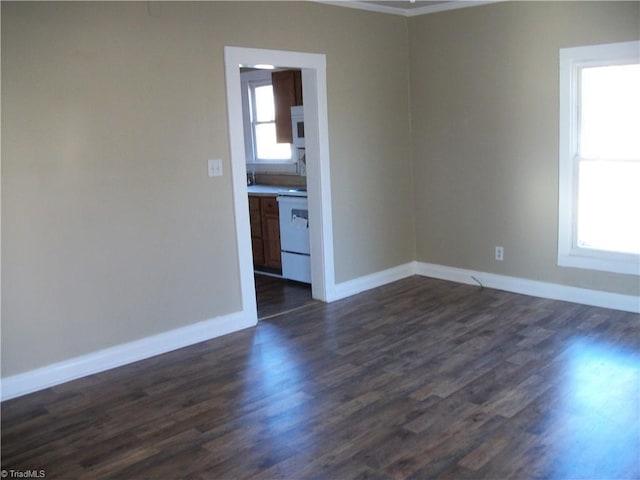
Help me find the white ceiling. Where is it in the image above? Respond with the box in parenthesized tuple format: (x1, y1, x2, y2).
(319, 0, 503, 17)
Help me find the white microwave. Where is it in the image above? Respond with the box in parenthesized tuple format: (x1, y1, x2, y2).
(291, 106, 305, 148)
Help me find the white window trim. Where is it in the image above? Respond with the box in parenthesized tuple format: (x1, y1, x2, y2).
(558, 40, 640, 276)
(240, 70, 297, 174)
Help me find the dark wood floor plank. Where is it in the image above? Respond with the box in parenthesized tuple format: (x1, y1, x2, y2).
(254, 273, 315, 320)
(2, 276, 639, 479)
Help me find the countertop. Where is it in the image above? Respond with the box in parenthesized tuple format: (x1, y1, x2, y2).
(247, 185, 287, 196)
(247, 185, 307, 197)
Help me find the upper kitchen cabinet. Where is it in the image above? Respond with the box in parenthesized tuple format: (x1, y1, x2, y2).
(272, 70, 303, 144)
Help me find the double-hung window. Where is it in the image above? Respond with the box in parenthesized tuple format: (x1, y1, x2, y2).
(558, 40, 640, 276)
(240, 70, 294, 173)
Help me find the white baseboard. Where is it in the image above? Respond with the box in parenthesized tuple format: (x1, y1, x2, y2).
(3, 262, 637, 401)
(1, 311, 256, 402)
(324, 259, 639, 313)
(328, 262, 417, 302)
(415, 262, 640, 313)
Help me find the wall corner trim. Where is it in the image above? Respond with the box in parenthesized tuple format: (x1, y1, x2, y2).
(1, 311, 256, 402)
(416, 262, 640, 314)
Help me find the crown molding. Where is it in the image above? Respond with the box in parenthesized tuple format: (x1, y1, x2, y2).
(314, 0, 505, 17)
(405, 0, 505, 16)
(316, 0, 408, 16)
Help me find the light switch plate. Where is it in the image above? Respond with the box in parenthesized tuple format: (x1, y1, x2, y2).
(208, 159, 223, 177)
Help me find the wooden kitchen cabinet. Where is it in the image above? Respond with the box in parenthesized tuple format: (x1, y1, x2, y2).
(248, 195, 281, 273)
(261, 197, 282, 270)
(248, 196, 265, 267)
(272, 69, 302, 144)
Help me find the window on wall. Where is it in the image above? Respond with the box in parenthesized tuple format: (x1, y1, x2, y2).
(240, 70, 295, 173)
(558, 40, 640, 276)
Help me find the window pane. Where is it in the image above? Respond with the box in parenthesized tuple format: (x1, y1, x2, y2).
(580, 64, 640, 160)
(577, 160, 640, 255)
(254, 85, 275, 122)
(255, 123, 292, 160)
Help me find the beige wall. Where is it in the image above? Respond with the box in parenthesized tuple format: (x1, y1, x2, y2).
(409, 1, 640, 295)
(3, 0, 638, 380)
(1, 1, 413, 376)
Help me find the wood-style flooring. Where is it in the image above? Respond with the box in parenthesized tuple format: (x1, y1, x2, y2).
(2, 276, 639, 479)
(254, 273, 315, 320)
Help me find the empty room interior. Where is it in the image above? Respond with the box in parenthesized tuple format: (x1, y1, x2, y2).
(1, 1, 639, 478)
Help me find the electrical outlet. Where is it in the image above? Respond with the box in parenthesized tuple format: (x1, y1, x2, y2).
(208, 159, 223, 177)
(495, 246, 504, 261)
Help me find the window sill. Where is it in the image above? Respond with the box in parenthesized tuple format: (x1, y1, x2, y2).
(558, 250, 640, 276)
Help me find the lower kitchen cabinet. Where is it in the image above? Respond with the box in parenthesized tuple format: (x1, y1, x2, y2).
(249, 197, 265, 267)
(249, 195, 282, 273)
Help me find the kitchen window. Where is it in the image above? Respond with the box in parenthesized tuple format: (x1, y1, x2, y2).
(558, 40, 640, 275)
(241, 70, 295, 173)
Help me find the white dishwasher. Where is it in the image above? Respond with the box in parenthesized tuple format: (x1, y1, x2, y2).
(277, 192, 311, 284)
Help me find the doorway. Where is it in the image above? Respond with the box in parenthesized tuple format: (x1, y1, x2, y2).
(224, 46, 337, 325)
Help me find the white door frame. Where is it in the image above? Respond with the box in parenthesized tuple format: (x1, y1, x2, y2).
(223, 46, 336, 322)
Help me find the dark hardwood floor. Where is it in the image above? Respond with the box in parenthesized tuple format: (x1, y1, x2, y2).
(2, 276, 639, 479)
(254, 273, 315, 320)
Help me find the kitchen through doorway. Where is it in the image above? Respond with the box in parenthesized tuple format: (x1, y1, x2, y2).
(240, 64, 316, 320)
(224, 46, 336, 326)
